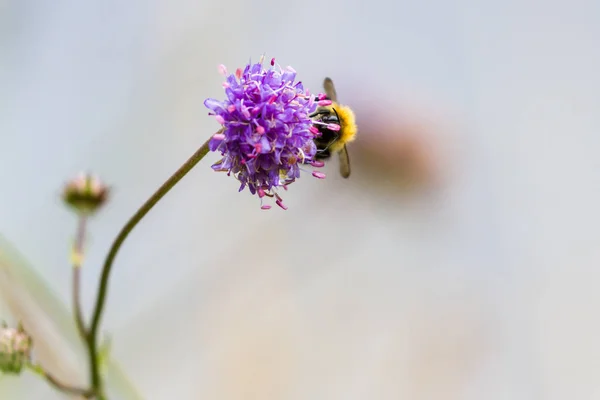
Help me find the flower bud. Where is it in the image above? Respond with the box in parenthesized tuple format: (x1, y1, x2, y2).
(62, 173, 109, 215)
(0, 323, 33, 375)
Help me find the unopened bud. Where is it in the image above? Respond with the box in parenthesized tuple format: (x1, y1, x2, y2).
(0, 323, 32, 375)
(62, 173, 109, 215)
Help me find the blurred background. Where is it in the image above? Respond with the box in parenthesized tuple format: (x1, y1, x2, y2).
(1, 0, 599, 398)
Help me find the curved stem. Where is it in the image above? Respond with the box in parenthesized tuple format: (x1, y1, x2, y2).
(27, 362, 93, 398)
(73, 215, 88, 340)
(86, 137, 213, 395)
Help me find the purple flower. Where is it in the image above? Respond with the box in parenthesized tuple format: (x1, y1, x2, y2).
(205, 56, 326, 210)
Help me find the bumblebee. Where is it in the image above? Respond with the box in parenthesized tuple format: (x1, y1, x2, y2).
(310, 77, 358, 178)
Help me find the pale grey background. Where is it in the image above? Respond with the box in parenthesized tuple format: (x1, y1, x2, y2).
(1, 0, 599, 399)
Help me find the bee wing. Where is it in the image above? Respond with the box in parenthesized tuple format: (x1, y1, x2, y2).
(323, 77, 338, 103)
(338, 144, 351, 178)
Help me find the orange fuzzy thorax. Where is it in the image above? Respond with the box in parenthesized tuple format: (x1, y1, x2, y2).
(329, 102, 357, 153)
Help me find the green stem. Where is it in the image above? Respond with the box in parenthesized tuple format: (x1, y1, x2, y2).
(73, 215, 88, 340)
(27, 362, 93, 398)
(86, 137, 213, 396)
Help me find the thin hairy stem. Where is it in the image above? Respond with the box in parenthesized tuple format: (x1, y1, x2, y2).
(27, 363, 94, 398)
(86, 137, 214, 396)
(72, 215, 88, 340)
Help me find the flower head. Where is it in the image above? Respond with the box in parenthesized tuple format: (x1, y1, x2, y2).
(205, 56, 325, 209)
(0, 322, 32, 375)
(62, 173, 109, 215)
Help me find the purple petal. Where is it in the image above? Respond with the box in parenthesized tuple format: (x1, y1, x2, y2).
(209, 134, 225, 151)
(259, 136, 271, 153)
(281, 70, 296, 83)
(204, 98, 225, 112)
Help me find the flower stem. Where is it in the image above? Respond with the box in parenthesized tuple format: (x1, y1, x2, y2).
(86, 137, 214, 396)
(27, 362, 93, 398)
(72, 215, 88, 340)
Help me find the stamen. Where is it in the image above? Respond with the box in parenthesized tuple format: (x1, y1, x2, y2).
(276, 199, 288, 210)
(326, 123, 341, 131)
(218, 64, 228, 76)
(270, 58, 275, 66)
(227, 105, 236, 112)
(256, 126, 265, 134)
(297, 147, 306, 162)
(215, 115, 225, 124)
(312, 171, 326, 179)
(213, 133, 225, 141)
(310, 160, 325, 167)
(235, 68, 243, 79)
(309, 126, 320, 135)
(318, 100, 332, 107)
(261, 204, 272, 210)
